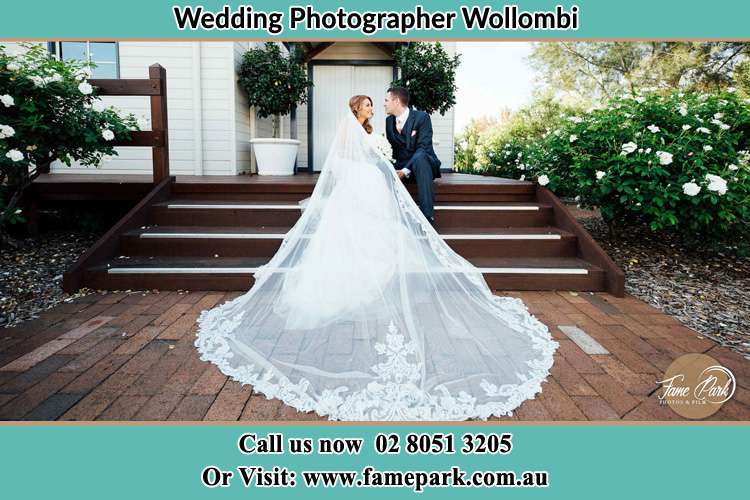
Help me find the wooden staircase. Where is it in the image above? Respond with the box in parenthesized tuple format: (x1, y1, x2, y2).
(63, 174, 625, 296)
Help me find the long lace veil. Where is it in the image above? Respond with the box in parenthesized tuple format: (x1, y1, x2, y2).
(195, 109, 559, 420)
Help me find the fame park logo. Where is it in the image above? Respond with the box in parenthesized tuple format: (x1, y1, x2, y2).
(656, 353, 736, 419)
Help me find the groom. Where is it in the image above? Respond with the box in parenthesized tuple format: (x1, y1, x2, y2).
(384, 87, 441, 223)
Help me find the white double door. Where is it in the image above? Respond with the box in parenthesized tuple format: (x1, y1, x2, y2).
(312, 64, 393, 171)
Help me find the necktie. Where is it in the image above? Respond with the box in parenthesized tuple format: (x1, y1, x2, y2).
(396, 117, 403, 134)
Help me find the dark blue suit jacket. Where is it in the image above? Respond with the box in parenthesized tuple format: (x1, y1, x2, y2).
(385, 108, 442, 179)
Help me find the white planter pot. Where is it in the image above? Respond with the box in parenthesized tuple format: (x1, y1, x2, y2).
(250, 138, 301, 176)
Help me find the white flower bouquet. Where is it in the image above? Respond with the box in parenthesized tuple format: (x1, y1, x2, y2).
(371, 133, 395, 164)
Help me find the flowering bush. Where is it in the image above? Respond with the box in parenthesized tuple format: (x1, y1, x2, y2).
(474, 89, 750, 245)
(0, 43, 140, 240)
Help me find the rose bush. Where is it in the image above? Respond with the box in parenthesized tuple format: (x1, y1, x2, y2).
(472, 89, 750, 246)
(0, 43, 140, 242)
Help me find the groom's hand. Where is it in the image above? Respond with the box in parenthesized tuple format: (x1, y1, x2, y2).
(396, 170, 407, 180)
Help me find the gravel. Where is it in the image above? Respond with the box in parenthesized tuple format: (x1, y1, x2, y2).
(0, 231, 98, 328)
(571, 205, 750, 360)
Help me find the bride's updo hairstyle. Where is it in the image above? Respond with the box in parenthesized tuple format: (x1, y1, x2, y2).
(349, 95, 373, 134)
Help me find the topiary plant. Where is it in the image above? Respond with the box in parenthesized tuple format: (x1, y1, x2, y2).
(391, 42, 460, 116)
(237, 42, 312, 138)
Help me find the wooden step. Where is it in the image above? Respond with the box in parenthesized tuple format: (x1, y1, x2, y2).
(171, 175, 538, 203)
(121, 226, 578, 259)
(150, 200, 554, 228)
(85, 256, 604, 292)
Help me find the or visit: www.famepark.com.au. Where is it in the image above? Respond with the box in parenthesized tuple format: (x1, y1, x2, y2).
(230, 465, 550, 492)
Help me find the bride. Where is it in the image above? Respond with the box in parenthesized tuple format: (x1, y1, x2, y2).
(195, 95, 559, 421)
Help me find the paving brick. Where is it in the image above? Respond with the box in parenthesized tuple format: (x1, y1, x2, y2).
(550, 356, 599, 396)
(153, 303, 192, 327)
(594, 338, 662, 375)
(168, 394, 216, 420)
(59, 338, 125, 373)
(570, 396, 621, 420)
(23, 393, 86, 421)
(513, 399, 553, 420)
(0, 355, 77, 393)
(0, 371, 78, 420)
(124, 342, 192, 396)
(536, 377, 587, 420)
(582, 373, 640, 417)
(157, 313, 199, 341)
(240, 394, 282, 420)
(591, 355, 659, 397)
(556, 339, 605, 374)
(204, 381, 253, 421)
(133, 393, 184, 420)
(189, 365, 228, 395)
(97, 395, 150, 420)
(60, 354, 131, 395)
(113, 326, 167, 355)
(59, 393, 117, 420)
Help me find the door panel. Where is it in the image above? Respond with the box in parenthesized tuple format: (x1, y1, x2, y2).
(312, 65, 392, 171)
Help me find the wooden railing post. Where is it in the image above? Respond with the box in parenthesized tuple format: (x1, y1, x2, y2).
(149, 64, 170, 184)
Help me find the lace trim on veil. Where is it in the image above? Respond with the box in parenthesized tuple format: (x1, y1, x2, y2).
(196, 296, 557, 421)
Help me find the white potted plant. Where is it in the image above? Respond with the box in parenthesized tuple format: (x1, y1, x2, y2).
(238, 43, 312, 175)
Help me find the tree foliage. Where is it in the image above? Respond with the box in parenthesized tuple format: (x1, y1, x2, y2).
(391, 42, 460, 115)
(237, 42, 312, 137)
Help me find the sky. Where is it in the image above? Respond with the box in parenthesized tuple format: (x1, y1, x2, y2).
(453, 42, 537, 134)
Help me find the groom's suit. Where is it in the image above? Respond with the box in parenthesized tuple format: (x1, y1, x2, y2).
(386, 108, 441, 220)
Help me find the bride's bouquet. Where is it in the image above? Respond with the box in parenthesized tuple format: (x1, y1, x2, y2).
(370, 133, 396, 164)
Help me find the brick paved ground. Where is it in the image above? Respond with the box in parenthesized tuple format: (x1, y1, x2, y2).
(0, 290, 747, 421)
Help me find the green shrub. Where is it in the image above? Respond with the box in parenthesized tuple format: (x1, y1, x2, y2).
(0, 43, 140, 239)
(472, 89, 750, 245)
(570, 90, 750, 243)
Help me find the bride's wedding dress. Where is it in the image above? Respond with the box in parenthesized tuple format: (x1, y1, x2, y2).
(195, 110, 559, 421)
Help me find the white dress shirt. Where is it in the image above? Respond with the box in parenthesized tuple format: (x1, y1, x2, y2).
(395, 107, 411, 178)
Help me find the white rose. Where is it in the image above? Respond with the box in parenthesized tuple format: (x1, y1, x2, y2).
(645, 148, 651, 154)
(595, 170, 606, 180)
(727, 87, 736, 93)
(682, 124, 691, 131)
(678, 104, 688, 116)
(656, 151, 673, 165)
(682, 182, 701, 196)
(569, 134, 577, 143)
(7, 62, 20, 71)
(537, 174, 550, 186)
(519, 175, 525, 181)
(91, 100, 106, 112)
(705, 174, 728, 195)
(102, 129, 115, 141)
(647, 124, 660, 133)
(0, 94, 14, 107)
(621, 141, 638, 154)
(5, 149, 24, 162)
(728, 164, 739, 171)
(78, 82, 93, 95)
(0, 124, 15, 138)
(697, 127, 710, 134)
(703, 145, 713, 152)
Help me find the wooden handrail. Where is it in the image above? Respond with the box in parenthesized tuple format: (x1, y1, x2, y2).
(62, 175, 175, 292)
(42, 63, 170, 182)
